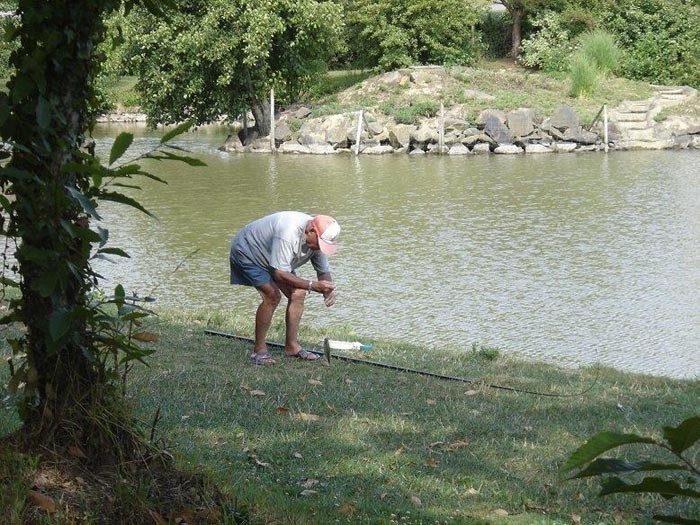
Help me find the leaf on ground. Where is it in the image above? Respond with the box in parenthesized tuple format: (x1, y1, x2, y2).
(67, 445, 87, 459)
(249, 389, 265, 396)
(27, 490, 56, 513)
(493, 509, 509, 516)
(168, 509, 195, 523)
(426, 399, 437, 405)
(300, 489, 318, 497)
(429, 441, 445, 448)
(239, 383, 252, 392)
(149, 510, 167, 525)
(276, 406, 289, 414)
(338, 501, 356, 516)
(344, 378, 353, 384)
(447, 440, 470, 451)
(465, 389, 480, 396)
(411, 495, 422, 505)
(464, 487, 479, 496)
(132, 331, 159, 342)
(425, 457, 439, 467)
(299, 478, 319, 489)
(308, 379, 323, 386)
(571, 513, 582, 524)
(292, 452, 303, 459)
(293, 412, 321, 422)
(394, 445, 408, 456)
(249, 455, 271, 468)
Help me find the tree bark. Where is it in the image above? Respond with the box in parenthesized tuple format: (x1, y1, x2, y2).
(510, 8, 524, 59)
(251, 99, 272, 137)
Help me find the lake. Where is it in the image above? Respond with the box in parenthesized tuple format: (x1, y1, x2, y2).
(91, 123, 700, 379)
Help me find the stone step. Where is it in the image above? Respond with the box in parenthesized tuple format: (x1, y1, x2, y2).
(615, 112, 649, 122)
(625, 128, 657, 141)
(619, 101, 651, 112)
(615, 120, 650, 130)
(616, 139, 673, 150)
(656, 88, 685, 95)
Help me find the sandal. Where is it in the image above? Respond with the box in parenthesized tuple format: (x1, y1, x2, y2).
(284, 349, 320, 361)
(251, 352, 276, 366)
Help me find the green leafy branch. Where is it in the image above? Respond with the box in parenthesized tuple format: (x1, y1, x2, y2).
(562, 416, 700, 524)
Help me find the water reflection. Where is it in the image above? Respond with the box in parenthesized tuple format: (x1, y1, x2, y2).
(91, 124, 700, 379)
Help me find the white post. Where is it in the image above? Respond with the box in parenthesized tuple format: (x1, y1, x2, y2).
(270, 89, 275, 152)
(355, 110, 363, 155)
(439, 103, 445, 154)
(603, 104, 609, 153)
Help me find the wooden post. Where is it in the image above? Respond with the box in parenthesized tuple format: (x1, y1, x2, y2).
(439, 103, 445, 154)
(355, 110, 363, 155)
(270, 89, 275, 152)
(603, 104, 609, 153)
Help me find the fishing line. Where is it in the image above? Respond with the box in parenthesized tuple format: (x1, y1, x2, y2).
(204, 329, 600, 398)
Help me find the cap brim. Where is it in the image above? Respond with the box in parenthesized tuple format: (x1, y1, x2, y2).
(318, 238, 337, 256)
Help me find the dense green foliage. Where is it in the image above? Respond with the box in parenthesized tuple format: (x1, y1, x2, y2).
(519, 0, 700, 87)
(563, 417, 700, 524)
(340, 0, 489, 70)
(123, 0, 343, 130)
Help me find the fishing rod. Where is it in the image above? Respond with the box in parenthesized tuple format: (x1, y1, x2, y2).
(204, 329, 599, 398)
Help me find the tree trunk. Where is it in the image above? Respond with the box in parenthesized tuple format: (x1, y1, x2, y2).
(1, 0, 118, 446)
(251, 99, 272, 137)
(510, 8, 524, 59)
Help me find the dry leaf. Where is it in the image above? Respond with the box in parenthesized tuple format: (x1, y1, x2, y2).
(493, 509, 509, 516)
(27, 490, 56, 513)
(410, 495, 422, 505)
(425, 457, 439, 467)
(292, 452, 303, 459)
(344, 378, 353, 384)
(447, 440, 469, 451)
(429, 441, 445, 448)
(249, 389, 265, 396)
(293, 412, 321, 422)
(168, 509, 195, 523)
(464, 487, 479, 496)
(308, 379, 323, 386)
(299, 478, 319, 489)
(571, 513, 582, 524)
(394, 445, 408, 456)
(249, 455, 271, 468)
(132, 331, 160, 342)
(149, 510, 168, 525)
(300, 489, 317, 497)
(426, 399, 437, 405)
(276, 406, 289, 414)
(338, 501, 356, 516)
(67, 445, 87, 459)
(465, 389, 480, 396)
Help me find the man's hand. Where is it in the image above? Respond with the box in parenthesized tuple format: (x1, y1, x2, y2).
(313, 280, 335, 295)
(323, 289, 337, 307)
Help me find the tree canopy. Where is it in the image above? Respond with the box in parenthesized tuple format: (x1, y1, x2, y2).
(125, 0, 344, 132)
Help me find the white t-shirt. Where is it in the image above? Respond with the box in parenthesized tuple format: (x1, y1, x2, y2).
(230, 211, 330, 274)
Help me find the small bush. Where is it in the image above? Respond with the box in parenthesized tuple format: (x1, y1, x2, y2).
(578, 30, 620, 77)
(519, 11, 576, 72)
(569, 54, 598, 97)
(380, 100, 440, 124)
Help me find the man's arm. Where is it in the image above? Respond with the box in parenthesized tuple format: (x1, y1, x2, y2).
(272, 269, 335, 295)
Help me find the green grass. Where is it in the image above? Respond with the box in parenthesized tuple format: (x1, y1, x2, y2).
(4, 308, 694, 524)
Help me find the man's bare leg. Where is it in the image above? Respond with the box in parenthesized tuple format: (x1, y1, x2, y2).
(278, 283, 306, 355)
(254, 283, 281, 358)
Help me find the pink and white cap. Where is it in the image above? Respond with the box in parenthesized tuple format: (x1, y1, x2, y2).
(312, 215, 340, 255)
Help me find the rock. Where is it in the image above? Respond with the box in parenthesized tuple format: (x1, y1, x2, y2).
(506, 108, 535, 137)
(411, 124, 436, 145)
(220, 133, 245, 153)
(476, 109, 507, 128)
(292, 106, 312, 119)
(462, 89, 496, 102)
(278, 142, 311, 154)
(483, 114, 513, 144)
(388, 124, 414, 148)
(448, 143, 471, 155)
(472, 143, 491, 154)
(553, 142, 578, 152)
(274, 120, 293, 143)
(362, 145, 395, 155)
(308, 144, 338, 154)
(494, 144, 524, 154)
(550, 105, 580, 131)
(409, 148, 426, 155)
(525, 144, 553, 154)
(562, 127, 599, 145)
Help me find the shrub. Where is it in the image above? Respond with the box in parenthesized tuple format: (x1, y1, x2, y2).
(380, 100, 439, 124)
(569, 54, 598, 97)
(578, 29, 620, 77)
(519, 11, 577, 73)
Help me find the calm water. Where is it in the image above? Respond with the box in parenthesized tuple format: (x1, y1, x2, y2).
(91, 123, 700, 379)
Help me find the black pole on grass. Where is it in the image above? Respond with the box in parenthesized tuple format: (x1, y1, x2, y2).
(204, 329, 598, 398)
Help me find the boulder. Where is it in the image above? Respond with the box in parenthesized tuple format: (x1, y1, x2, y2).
(309, 144, 338, 155)
(448, 143, 471, 155)
(550, 105, 580, 131)
(472, 143, 491, 154)
(494, 144, 524, 154)
(278, 142, 311, 154)
(388, 124, 414, 149)
(220, 134, 245, 153)
(506, 108, 535, 137)
(362, 145, 395, 155)
(483, 114, 513, 144)
(476, 109, 507, 128)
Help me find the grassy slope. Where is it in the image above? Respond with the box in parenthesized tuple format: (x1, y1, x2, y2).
(6, 308, 690, 524)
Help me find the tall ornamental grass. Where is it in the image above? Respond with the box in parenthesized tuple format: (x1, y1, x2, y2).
(579, 29, 620, 77)
(569, 54, 598, 97)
